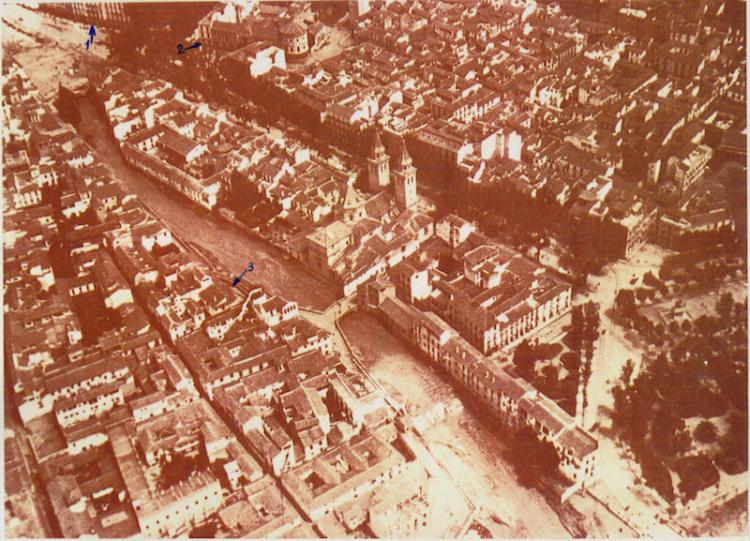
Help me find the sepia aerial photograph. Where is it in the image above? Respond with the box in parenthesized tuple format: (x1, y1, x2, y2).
(1, 0, 747, 538)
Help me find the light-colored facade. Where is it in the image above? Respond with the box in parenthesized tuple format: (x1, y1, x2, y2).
(411, 307, 599, 488)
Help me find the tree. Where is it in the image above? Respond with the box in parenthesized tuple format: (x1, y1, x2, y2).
(566, 304, 584, 352)
(511, 426, 561, 487)
(561, 351, 581, 371)
(713, 350, 748, 412)
(639, 452, 675, 502)
(651, 352, 670, 384)
(694, 420, 718, 443)
(734, 300, 747, 321)
(158, 452, 207, 490)
(651, 411, 691, 457)
(674, 455, 720, 502)
(540, 364, 559, 390)
(570, 304, 583, 329)
(717, 412, 749, 474)
(557, 374, 579, 415)
(578, 301, 600, 404)
(583, 301, 601, 345)
(581, 302, 600, 358)
(727, 412, 747, 443)
(54, 88, 81, 126)
(513, 340, 536, 380)
(228, 170, 263, 214)
(611, 385, 631, 434)
(615, 289, 636, 318)
(694, 315, 720, 335)
(636, 287, 650, 303)
(620, 359, 635, 386)
(536, 342, 563, 360)
(692, 386, 729, 418)
(643, 271, 661, 289)
(626, 374, 658, 444)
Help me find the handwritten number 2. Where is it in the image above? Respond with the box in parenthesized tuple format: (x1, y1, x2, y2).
(177, 44, 184, 55)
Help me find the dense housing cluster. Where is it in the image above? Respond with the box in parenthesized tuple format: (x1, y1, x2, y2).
(5, 0, 746, 537)
(3, 61, 475, 538)
(189, 0, 745, 262)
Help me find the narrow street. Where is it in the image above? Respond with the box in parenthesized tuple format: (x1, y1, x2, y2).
(3, 358, 59, 538)
(579, 243, 670, 431)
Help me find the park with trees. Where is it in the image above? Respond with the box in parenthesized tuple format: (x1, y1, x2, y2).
(610, 288, 747, 504)
(511, 301, 601, 417)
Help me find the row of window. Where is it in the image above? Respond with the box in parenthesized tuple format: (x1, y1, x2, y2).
(416, 323, 595, 479)
(54, 370, 127, 399)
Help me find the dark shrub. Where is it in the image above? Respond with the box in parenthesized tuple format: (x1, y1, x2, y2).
(639, 453, 675, 502)
(561, 352, 581, 371)
(694, 420, 718, 443)
(674, 455, 720, 501)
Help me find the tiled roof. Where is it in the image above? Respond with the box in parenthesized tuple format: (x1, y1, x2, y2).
(158, 128, 199, 158)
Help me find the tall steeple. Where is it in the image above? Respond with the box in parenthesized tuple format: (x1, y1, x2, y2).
(366, 130, 389, 193)
(372, 129, 385, 154)
(393, 139, 417, 210)
(396, 137, 412, 167)
(341, 181, 366, 224)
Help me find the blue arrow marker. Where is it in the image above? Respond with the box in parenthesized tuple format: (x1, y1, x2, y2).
(231, 262, 254, 287)
(178, 41, 201, 55)
(85, 25, 96, 49)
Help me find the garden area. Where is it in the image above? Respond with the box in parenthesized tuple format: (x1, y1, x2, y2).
(157, 449, 210, 491)
(609, 281, 748, 505)
(511, 301, 601, 416)
(611, 245, 743, 342)
(223, 170, 284, 230)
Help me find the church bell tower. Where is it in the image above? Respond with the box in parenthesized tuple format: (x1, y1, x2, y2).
(367, 130, 390, 193)
(393, 139, 417, 210)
